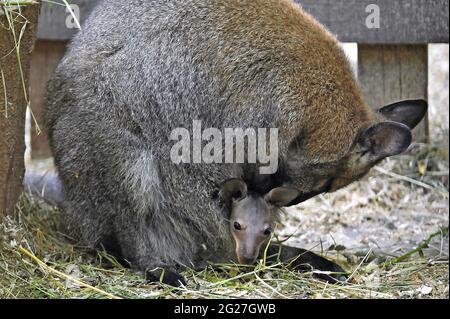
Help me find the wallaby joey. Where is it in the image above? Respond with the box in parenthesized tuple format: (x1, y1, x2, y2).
(220, 179, 347, 282)
(221, 179, 298, 264)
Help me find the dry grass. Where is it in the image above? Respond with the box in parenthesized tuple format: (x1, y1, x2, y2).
(1, 143, 448, 299)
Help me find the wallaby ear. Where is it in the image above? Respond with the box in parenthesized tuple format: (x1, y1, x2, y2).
(357, 122, 412, 161)
(265, 187, 300, 207)
(220, 178, 247, 201)
(378, 99, 428, 130)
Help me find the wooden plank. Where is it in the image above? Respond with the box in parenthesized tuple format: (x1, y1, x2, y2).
(37, 0, 449, 43)
(29, 40, 67, 159)
(37, 0, 98, 40)
(297, 0, 449, 44)
(358, 44, 429, 142)
(0, 5, 40, 215)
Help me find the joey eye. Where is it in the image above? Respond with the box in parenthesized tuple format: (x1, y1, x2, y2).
(234, 222, 242, 231)
(233, 191, 242, 199)
(264, 227, 272, 236)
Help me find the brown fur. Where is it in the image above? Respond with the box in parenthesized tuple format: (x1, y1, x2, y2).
(202, 0, 384, 197)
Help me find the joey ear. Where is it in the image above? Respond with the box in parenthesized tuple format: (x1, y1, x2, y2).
(378, 99, 428, 129)
(220, 178, 247, 201)
(357, 122, 412, 161)
(265, 187, 300, 207)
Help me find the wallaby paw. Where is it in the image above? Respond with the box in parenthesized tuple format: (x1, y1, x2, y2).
(314, 270, 349, 284)
(314, 263, 349, 284)
(145, 268, 186, 287)
(292, 256, 348, 284)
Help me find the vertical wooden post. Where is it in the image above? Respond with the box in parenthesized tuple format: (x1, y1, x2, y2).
(0, 5, 40, 216)
(29, 40, 66, 159)
(358, 44, 429, 142)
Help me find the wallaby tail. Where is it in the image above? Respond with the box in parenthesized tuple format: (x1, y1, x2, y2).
(24, 170, 65, 206)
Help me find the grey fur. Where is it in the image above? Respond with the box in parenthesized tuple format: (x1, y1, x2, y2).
(45, 0, 426, 280)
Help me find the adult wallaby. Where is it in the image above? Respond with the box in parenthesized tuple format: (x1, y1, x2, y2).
(45, 0, 427, 286)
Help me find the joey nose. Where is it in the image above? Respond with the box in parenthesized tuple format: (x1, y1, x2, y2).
(240, 255, 257, 265)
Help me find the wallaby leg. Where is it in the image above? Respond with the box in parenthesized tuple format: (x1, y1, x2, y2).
(102, 232, 187, 287)
(264, 243, 348, 283)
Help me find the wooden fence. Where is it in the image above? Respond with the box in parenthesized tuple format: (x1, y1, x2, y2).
(29, 0, 449, 159)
